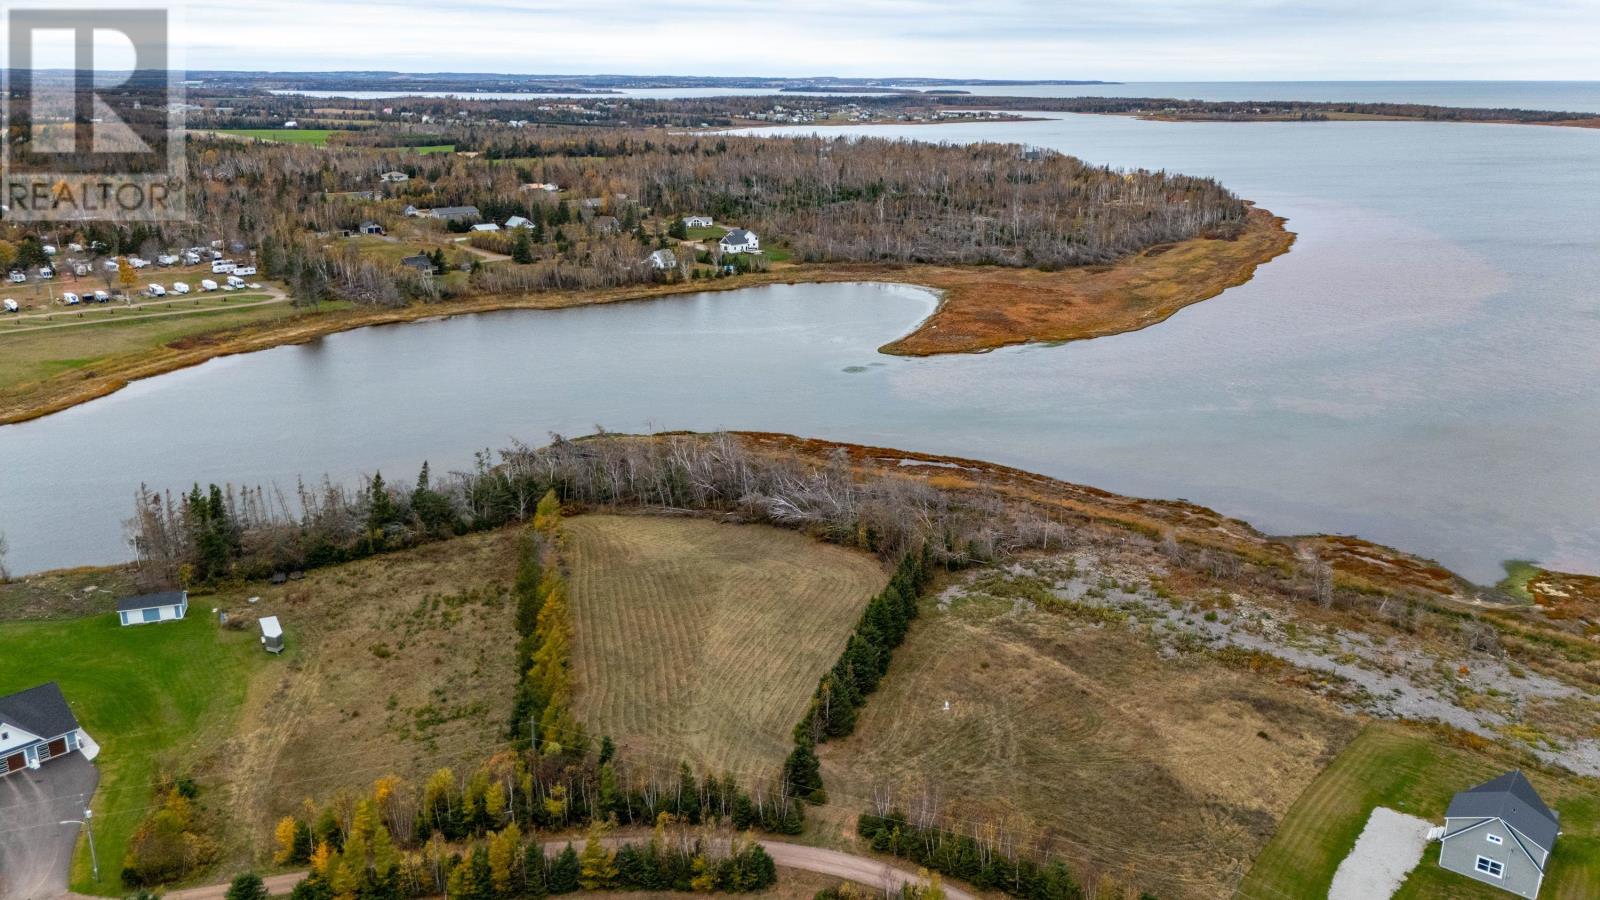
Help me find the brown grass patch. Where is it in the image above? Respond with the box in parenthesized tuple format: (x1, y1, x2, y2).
(878, 206, 1294, 355)
(816, 590, 1358, 899)
(566, 514, 887, 779)
(199, 529, 523, 864)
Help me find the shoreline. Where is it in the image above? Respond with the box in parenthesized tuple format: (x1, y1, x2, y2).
(0, 214, 1292, 427)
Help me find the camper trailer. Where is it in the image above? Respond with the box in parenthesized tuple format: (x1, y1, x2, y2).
(61, 292, 80, 305)
(183, 251, 201, 265)
(199, 279, 218, 292)
(9, 271, 26, 283)
(233, 265, 257, 277)
(259, 616, 284, 654)
(3, 299, 18, 313)
(172, 282, 191, 294)
(92, 290, 110, 303)
(226, 275, 246, 289)
(146, 284, 166, 297)
(212, 260, 236, 274)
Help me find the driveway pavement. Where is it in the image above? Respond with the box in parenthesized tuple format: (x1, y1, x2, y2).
(1328, 806, 1435, 900)
(0, 754, 98, 900)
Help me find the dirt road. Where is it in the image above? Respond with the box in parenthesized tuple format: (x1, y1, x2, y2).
(80, 840, 970, 900)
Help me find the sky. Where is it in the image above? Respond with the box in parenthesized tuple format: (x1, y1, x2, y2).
(18, 0, 1600, 79)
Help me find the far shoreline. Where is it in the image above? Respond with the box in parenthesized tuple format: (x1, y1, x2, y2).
(0, 213, 1294, 428)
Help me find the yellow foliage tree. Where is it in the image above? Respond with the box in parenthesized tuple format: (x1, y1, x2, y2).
(273, 816, 300, 865)
(117, 256, 136, 295)
(488, 822, 522, 896)
(310, 840, 334, 876)
(577, 821, 617, 891)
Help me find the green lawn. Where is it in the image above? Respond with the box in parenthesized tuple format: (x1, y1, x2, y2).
(0, 613, 264, 895)
(1239, 723, 1600, 900)
(409, 144, 455, 154)
(211, 129, 339, 145)
(0, 294, 313, 392)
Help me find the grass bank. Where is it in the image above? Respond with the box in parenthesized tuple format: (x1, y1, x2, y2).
(0, 613, 261, 895)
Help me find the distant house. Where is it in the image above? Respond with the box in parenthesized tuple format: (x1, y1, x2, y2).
(358, 221, 385, 235)
(1, 683, 96, 777)
(580, 197, 605, 210)
(400, 254, 437, 274)
(427, 206, 482, 222)
(646, 248, 677, 270)
(471, 223, 500, 232)
(591, 215, 620, 234)
(116, 590, 188, 627)
(505, 216, 533, 229)
(403, 205, 422, 217)
(520, 183, 560, 193)
(682, 215, 713, 228)
(379, 171, 410, 183)
(719, 228, 760, 254)
(1436, 771, 1559, 898)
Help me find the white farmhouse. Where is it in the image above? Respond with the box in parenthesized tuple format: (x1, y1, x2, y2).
(646, 249, 677, 270)
(718, 228, 760, 254)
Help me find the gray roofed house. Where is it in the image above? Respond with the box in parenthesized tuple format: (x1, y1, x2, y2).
(400, 254, 437, 274)
(645, 248, 677, 270)
(427, 206, 482, 222)
(1, 682, 96, 777)
(719, 228, 760, 254)
(116, 589, 188, 626)
(591, 215, 620, 234)
(1437, 770, 1560, 898)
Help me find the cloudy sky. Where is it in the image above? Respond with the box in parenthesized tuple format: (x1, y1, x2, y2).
(42, 0, 1600, 78)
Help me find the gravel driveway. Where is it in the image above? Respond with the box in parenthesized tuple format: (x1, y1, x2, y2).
(0, 754, 99, 900)
(1329, 806, 1435, 900)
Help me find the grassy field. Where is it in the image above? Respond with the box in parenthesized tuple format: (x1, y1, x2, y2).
(210, 129, 340, 145)
(0, 613, 262, 895)
(1239, 723, 1600, 900)
(201, 529, 525, 864)
(816, 581, 1359, 900)
(565, 515, 886, 778)
(0, 294, 303, 390)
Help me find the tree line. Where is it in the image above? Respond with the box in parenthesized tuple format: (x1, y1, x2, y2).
(784, 551, 933, 802)
(126, 433, 1074, 590)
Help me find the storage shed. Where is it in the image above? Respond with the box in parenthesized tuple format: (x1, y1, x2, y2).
(117, 590, 188, 626)
(259, 616, 284, 654)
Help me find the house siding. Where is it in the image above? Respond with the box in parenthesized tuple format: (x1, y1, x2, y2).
(0, 729, 84, 778)
(119, 597, 187, 626)
(1439, 818, 1544, 898)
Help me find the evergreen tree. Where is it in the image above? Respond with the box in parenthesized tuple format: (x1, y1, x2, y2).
(226, 873, 270, 900)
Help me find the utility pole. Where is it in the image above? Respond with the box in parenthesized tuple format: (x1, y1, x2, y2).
(60, 795, 98, 883)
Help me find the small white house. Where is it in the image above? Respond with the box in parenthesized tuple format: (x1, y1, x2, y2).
(682, 215, 714, 228)
(259, 616, 284, 654)
(719, 228, 760, 254)
(646, 248, 677, 270)
(117, 590, 188, 626)
(505, 216, 533, 229)
(379, 171, 410, 183)
(471, 223, 500, 232)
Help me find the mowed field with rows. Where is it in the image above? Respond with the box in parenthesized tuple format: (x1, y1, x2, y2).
(565, 514, 887, 779)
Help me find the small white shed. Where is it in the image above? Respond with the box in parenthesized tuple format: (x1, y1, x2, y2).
(259, 616, 284, 654)
(117, 590, 188, 626)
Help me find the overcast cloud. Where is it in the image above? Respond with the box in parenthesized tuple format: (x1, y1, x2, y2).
(38, 0, 1600, 78)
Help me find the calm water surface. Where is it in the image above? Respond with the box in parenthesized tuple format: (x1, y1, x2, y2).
(275, 81, 1600, 112)
(2, 113, 1598, 582)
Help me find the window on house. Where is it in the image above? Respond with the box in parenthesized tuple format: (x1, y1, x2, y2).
(143, 607, 160, 623)
(1476, 856, 1504, 878)
(1486, 833, 1503, 845)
